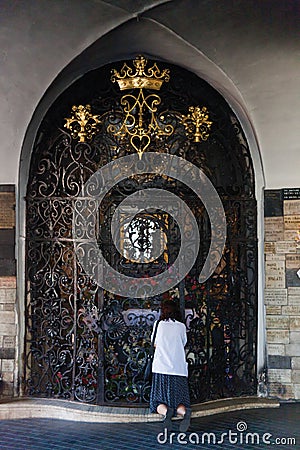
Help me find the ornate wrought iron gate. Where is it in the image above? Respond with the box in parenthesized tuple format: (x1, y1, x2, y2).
(25, 57, 257, 404)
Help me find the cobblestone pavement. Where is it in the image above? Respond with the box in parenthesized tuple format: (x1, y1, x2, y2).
(0, 402, 299, 449)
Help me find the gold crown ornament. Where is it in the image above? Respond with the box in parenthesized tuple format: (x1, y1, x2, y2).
(111, 55, 170, 91)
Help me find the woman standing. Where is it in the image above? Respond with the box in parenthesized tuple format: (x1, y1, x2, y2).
(149, 300, 191, 431)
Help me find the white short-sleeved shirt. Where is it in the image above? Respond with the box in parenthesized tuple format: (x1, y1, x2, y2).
(151, 319, 188, 377)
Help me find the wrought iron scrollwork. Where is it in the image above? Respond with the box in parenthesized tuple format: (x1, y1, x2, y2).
(101, 296, 159, 403)
(25, 57, 257, 405)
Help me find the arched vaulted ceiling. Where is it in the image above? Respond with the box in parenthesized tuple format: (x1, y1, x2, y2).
(0, 0, 299, 188)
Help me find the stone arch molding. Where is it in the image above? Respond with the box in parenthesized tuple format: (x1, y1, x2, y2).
(19, 18, 265, 197)
(17, 17, 266, 396)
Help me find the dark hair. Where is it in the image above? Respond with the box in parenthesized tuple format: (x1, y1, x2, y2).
(160, 300, 182, 322)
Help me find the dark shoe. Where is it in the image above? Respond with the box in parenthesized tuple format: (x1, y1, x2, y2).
(162, 407, 174, 431)
(179, 407, 191, 432)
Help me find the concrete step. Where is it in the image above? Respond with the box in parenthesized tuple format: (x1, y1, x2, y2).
(0, 396, 279, 422)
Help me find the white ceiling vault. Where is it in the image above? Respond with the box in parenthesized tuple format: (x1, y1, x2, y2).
(0, 0, 299, 188)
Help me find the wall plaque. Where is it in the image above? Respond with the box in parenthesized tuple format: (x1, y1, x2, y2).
(268, 369, 291, 383)
(288, 287, 300, 296)
(267, 330, 289, 343)
(283, 188, 300, 200)
(265, 242, 276, 253)
(266, 306, 282, 315)
(266, 316, 289, 329)
(265, 260, 285, 287)
(0, 192, 15, 229)
(2, 359, 14, 372)
(290, 317, 300, 330)
(284, 200, 300, 216)
(286, 254, 300, 269)
(284, 230, 298, 241)
(3, 336, 15, 348)
(268, 355, 291, 369)
(264, 288, 287, 305)
(287, 296, 300, 305)
(287, 288, 300, 305)
(282, 306, 300, 315)
(267, 343, 285, 356)
(265, 275, 285, 288)
(286, 269, 300, 287)
(264, 190, 283, 217)
(275, 241, 297, 254)
(0, 348, 15, 359)
(265, 260, 285, 274)
(265, 217, 284, 241)
(266, 254, 285, 261)
(0, 323, 16, 335)
(284, 215, 300, 230)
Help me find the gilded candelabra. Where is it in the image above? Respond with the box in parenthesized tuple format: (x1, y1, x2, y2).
(181, 106, 212, 143)
(64, 104, 101, 142)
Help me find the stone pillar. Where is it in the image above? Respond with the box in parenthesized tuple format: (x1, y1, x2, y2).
(264, 189, 300, 400)
(0, 186, 17, 398)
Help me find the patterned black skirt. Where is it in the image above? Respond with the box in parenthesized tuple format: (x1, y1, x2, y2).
(149, 373, 190, 414)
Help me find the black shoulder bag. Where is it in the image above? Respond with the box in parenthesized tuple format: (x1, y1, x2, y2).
(143, 320, 160, 383)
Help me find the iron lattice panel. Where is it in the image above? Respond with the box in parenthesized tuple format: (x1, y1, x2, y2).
(25, 59, 257, 404)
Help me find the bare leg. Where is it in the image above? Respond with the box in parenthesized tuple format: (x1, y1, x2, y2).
(179, 405, 192, 432)
(157, 404, 168, 416)
(176, 403, 186, 417)
(157, 403, 173, 431)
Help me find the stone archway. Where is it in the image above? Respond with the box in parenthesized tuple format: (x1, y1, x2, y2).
(23, 55, 258, 405)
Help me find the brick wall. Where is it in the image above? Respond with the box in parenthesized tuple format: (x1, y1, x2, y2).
(0, 185, 17, 397)
(264, 188, 300, 400)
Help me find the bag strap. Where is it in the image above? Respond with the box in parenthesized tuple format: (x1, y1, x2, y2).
(149, 320, 160, 355)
